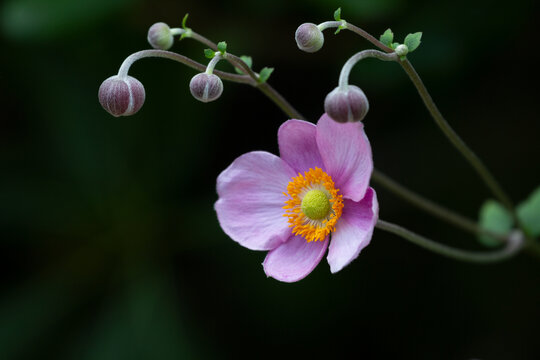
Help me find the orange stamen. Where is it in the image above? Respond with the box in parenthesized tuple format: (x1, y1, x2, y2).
(283, 167, 343, 242)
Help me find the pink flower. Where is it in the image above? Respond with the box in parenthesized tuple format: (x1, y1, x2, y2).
(215, 114, 378, 282)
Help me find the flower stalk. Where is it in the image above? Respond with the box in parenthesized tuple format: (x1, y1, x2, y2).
(376, 219, 524, 263)
(116, 49, 251, 84)
(338, 49, 397, 89)
(329, 21, 516, 215)
(314, 17, 534, 257)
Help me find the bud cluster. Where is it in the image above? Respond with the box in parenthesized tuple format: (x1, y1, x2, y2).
(97, 13, 375, 121)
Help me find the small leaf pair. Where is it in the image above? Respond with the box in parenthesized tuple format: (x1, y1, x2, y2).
(479, 187, 540, 246)
(379, 28, 422, 53)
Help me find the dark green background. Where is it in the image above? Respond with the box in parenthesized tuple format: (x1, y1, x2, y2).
(1, 0, 539, 359)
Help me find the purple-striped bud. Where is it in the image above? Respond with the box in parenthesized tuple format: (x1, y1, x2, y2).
(189, 73, 223, 103)
(147, 22, 174, 50)
(98, 75, 146, 117)
(324, 85, 369, 123)
(295, 23, 324, 53)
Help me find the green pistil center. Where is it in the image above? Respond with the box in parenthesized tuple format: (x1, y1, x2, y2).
(301, 190, 331, 220)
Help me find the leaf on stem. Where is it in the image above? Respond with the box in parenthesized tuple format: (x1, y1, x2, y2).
(235, 56, 253, 75)
(380, 28, 393, 46)
(257, 67, 274, 83)
(204, 49, 215, 59)
(404, 32, 422, 52)
(334, 8, 341, 21)
(182, 13, 189, 29)
(217, 41, 227, 54)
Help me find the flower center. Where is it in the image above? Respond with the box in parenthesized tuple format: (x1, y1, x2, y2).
(301, 190, 330, 220)
(283, 167, 343, 242)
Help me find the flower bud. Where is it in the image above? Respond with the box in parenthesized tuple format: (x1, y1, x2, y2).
(98, 75, 146, 117)
(395, 44, 408, 57)
(147, 22, 174, 50)
(295, 23, 324, 53)
(189, 73, 223, 103)
(324, 85, 369, 123)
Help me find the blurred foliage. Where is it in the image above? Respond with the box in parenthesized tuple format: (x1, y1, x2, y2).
(1, 0, 134, 42)
(517, 187, 540, 237)
(478, 200, 512, 247)
(0, 0, 539, 359)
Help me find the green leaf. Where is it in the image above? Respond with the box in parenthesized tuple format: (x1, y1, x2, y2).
(404, 32, 422, 52)
(478, 200, 513, 247)
(235, 56, 253, 74)
(334, 25, 346, 35)
(258, 67, 274, 83)
(517, 186, 540, 236)
(399, 55, 407, 61)
(204, 49, 215, 59)
(390, 42, 400, 49)
(217, 41, 227, 54)
(182, 13, 189, 29)
(379, 28, 393, 46)
(240, 55, 252, 68)
(334, 7, 341, 21)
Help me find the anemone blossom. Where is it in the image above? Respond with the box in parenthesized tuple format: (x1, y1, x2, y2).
(215, 114, 378, 282)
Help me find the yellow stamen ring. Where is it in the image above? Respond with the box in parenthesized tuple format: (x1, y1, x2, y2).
(283, 167, 344, 242)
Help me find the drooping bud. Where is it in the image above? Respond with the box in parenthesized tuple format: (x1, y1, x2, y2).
(147, 22, 174, 50)
(324, 85, 369, 123)
(98, 75, 146, 117)
(189, 73, 223, 103)
(295, 23, 324, 53)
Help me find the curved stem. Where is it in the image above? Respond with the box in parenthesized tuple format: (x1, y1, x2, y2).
(326, 21, 515, 211)
(169, 28, 184, 36)
(205, 53, 223, 74)
(117, 50, 253, 84)
(182, 31, 306, 120)
(186, 31, 219, 50)
(318, 21, 343, 31)
(223, 53, 260, 80)
(371, 169, 500, 238)
(333, 21, 525, 235)
(398, 59, 515, 212)
(376, 219, 524, 263)
(338, 50, 398, 89)
(343, 23, 395, 53)
(256, 82, 305, 119)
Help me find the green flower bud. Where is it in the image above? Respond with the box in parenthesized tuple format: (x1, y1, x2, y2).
(395, 44, 409, 57)
(295, 23, 324, 53)
(147, 22, 174, 50)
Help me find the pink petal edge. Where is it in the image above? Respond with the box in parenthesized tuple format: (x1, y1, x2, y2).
(316, 113, 374, 202)
(263, 235, 329, 283)
(327, 187, 379, 273)
(278, 119, 325, 174)
(215, 151, 296, 251)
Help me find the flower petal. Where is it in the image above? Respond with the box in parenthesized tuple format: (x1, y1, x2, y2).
(327, 187, 378, 273)
(263, 235, 328, 282)
(316, 113, 373, 201)
(278, 119, 324, 174)
(215, 151, 296, 251)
